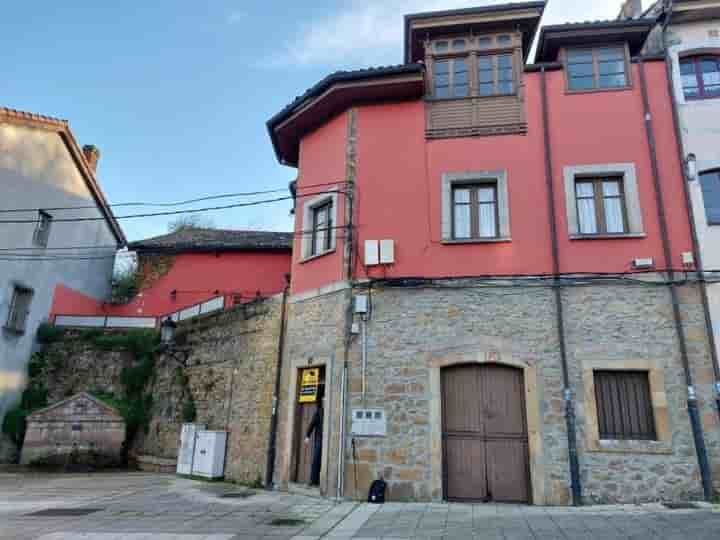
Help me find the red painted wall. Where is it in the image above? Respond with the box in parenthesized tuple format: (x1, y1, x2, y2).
(52, 250, 291, 319)
(290, 60, 692, 295)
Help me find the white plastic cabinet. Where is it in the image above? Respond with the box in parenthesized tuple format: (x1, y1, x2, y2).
(191, 430, 227, 479)
(177, 423, 205, 475)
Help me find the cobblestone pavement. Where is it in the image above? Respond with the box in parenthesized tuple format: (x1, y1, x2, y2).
(2, 472, 720, 540)
(0, 472, 354, 540)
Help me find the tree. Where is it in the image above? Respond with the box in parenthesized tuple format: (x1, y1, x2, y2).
(167, 215, 215, 233)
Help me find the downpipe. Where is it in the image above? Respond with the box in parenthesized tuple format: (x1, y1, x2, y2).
(687, 386, 714, 500)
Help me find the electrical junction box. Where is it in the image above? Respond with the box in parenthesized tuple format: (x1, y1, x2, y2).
(682, 252, 694, 265)
(191, 430, 227, 479)
(176, 423, 205, 475)
(351, 409, 387, 437)
(379, 240, 395, 264)
(364, 240, 379, 265)
(633, 257, 654, 269)
(355, 295, 369, 314)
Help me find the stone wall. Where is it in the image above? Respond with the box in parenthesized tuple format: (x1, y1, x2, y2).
(276, 279, 719, 505)
(273, 286, 350, 497)
(137, 296, 284, 485)
(26, 296, 284, 484)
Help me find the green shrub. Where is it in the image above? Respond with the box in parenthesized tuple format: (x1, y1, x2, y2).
(36, 323, 66, 344)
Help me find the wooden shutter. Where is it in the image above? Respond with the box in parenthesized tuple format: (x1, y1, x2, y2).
(594, 370, 656, 440)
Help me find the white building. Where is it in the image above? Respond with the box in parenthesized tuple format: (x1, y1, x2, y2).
(0, 107, 125, 431)
(628, 0, 720, 392)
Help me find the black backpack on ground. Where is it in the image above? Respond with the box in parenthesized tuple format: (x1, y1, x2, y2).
(368, 479, 387, 504)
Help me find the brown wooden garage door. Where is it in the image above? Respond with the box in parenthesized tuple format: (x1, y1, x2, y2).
(441, 364, 530, 503)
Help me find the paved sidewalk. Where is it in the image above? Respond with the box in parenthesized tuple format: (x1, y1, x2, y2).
(332, 501, 720, 540)
(0, 472, 355, 540)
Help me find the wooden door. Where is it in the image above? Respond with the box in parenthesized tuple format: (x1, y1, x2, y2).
(293, 401, 317, 483)
(441, 364, 530, 503)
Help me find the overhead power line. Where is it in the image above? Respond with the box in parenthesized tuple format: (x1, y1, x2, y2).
(0, 181, 347, 214)
(0, 188, 347, 225)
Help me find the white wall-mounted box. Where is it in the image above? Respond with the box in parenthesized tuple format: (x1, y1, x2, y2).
(379, 240, 395, 264)
(364, 240, 379, 265)
(191, 430, 227, 479)
(177, 423, 205, 475)
(633, 257, 654, 269)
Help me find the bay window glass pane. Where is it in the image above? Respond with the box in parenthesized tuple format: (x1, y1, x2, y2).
(604, 198, 625, 233)
(434, 60, 450, 98)
(498, 54, 513, 69)
(478, 37, 492, 48)
(435, 41, 448, 53)
(569, 76, 595, 90)
(454, 204, 471, 238)
(452, 39, 466, 51)
(567, 49, 593, 64)
(479, 203, 497, 237)
(597, 47, 624, 61)
(497, 35, 511, 45)
(479, 83, 494, 95)
(681, 59, 699, 96)
(453, 58, 469, 97)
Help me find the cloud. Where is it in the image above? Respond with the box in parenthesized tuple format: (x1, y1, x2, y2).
(272, 0, 632, 69)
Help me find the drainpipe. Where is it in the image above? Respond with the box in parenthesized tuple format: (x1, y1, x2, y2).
(265, 278, 290, 488)
(540, 65, 583, 506)
(637, 56, 714, 501)
(661, 0, 720, 420)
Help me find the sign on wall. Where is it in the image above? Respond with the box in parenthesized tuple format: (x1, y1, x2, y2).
(351, 409, 387, 437)
(299, 368, 320, 403)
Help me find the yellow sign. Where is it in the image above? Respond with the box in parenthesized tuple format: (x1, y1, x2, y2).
(299, 368, 320, 403)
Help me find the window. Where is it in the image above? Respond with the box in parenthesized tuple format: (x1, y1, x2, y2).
(452, 184, 498, 239)
(5, 286, 33, 334)
(566, 46, 628, 91)
(478, 54, 514, 96)
(452, 39, 466, 51)
(575, 177, 627, 235)
(434, 58, 469, 98)
(33, 210, 52, 247)
(594, 371, 656, 441)
(700, 170, 720, 225)
(680, 56, 720, 99)
(435, 41, 449, 53)
(310, 201, 333, 256)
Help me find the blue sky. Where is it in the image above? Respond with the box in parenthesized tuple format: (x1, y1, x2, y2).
(2, 0, 642, 241)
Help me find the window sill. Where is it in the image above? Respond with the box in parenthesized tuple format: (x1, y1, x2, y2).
(565, 85, 632, 96)
(300, 249, 336, 264)
(569, 233, 645, 240)
(442, 237, 512, 245)
(426, 93, 518, 102)
(587, 439, 672, 455)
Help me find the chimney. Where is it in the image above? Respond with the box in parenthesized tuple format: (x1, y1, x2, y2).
(82, 144, 100, 173)
(618, 0, 643, 19)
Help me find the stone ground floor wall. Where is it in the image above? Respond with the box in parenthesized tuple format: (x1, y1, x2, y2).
(275, 280, 720, 505)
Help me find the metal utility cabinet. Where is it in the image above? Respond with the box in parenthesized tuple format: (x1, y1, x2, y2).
(191, 430, 227, 479)
(176, 423, 205, 475)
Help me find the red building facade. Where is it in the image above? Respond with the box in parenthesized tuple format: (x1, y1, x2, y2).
(51, 229, 292, 326)
(268, 3, 720, 505)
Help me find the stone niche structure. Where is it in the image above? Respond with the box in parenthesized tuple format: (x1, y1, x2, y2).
(21, 392, 125, 467)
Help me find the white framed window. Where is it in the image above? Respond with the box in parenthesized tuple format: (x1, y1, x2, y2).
(33, 210, 52, 247)
(301, 190, 339, 260)
(442, 170, 510, 243)
(5, 285, 33, 334)
(563, 163, 644, 238)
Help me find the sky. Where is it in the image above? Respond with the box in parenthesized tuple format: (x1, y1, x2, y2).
(2, 0, 646, 242)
